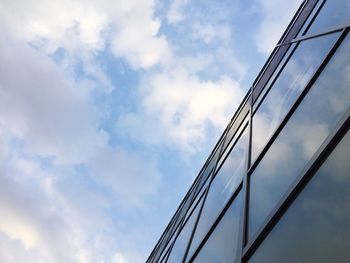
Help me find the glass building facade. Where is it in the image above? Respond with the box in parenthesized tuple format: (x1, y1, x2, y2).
(147, 0, 350, 262)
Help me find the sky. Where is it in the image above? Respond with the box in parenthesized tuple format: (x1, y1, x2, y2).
(0, 0, 302, 262)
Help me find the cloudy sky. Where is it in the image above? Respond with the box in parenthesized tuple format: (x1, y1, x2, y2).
(0, 0, 302, 262)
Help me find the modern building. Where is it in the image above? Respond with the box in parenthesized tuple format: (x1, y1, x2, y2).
(147, 0, 350, 262)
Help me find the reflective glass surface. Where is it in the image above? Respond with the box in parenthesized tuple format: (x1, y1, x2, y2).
(222, 107, 248, 153)
(185, 184, 208, 223)
(159, 229, 177, 263)
(192, 191, 242, 263)
(167, 197, 202, 263)
(249, 34, 350, 239)
(251, 33, 339, 162)
(249, 129, 350, 263)
(218, 119, 248, 169)
(297, 0, 324, 36)
(253, 43, 296, 112)
(307, 0, 350, 34)
(188, 128, 248, 259)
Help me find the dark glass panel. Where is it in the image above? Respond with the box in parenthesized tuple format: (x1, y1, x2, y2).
(188, 128, 248, 259)
(249, 34, 350, 239)
(253, 43, 297, 112)
(205, 138, 223, 176)
(249, 129, 350, 263)
(159, 226, 178, 263)
(297, 0, 324, 36)
(307, 0, 350, 35)
(192, 191, 242, 263)
(222, 104, 249, 154)
(218, 118, 248, 169)
(167, 197, 203, 263)
(251, 33, 339, 163)
(160, 249, 170, 263)
(195, 166, 214, 199)
(185, 182, 208, 223)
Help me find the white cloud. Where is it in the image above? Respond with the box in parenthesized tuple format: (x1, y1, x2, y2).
(254, 0, 303, 55)
(88, 147, 161, 209)
(167, 0, 190, 24)
(0, 147, 78, 263)
(0, 1, 165, 262)
(110, 0, 172, 69)
(0, 0, 107, 53)
(0, 34, 107, 165)
(111, 251, 143, 263)
(192, 22, 232, 45)
(0, 0, 171, 72)
(117, 68, 244, 153)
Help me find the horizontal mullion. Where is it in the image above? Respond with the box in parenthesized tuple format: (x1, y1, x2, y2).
(278, 23, 350, 47)
(248, 28, 348, 177)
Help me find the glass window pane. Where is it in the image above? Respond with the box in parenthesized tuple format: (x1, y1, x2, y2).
(222, 105, 249, 154)
(159, 226, 178, 263)
(192, 191, 242, 263)
(185, 183, 208, 223)
(297, 0, 324, 36)
(248, 129, 350, 263)
(188, 128, 248, 259)
(253, 43, 297, 112)
(218, 118, 248, 169)
(251, 33, 339, 163)
(167, 197, 203, 263)
(248, 34, 350, 240)
(307, 0, 350, 35)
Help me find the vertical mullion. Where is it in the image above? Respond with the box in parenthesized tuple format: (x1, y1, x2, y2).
(181, 136, 226, 262)
(236, 89, 253, 263)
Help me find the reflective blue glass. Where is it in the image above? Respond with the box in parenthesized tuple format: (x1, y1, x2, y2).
(249, 129, 350, 263)
(167, 197, 202, 263)
(307, 0, 350, 34)
(249, 34, 350, 239)
(251, 33, 339, 163)
(192, 191, 242, 263)
(188, 127, 248, 259)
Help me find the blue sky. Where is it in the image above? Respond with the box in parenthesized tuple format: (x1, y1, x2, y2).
(0, 0, 301, 262)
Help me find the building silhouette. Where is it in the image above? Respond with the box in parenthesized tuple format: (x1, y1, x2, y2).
(147, 0, 350, 262)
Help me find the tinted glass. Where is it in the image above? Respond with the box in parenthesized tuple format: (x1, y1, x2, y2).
(249, 129, 350, 263)
(222, 105, 249, 153)
(185, 184, 208, 222)
(307, 0, 350, 35)
(297, 0, 324, 36)
(253, 43, 297, 112)
(218, 119, 248, 169)
(249, 34, 350, 239)
(251, 33, 339, 163)
(205, 139, 223, 177)
(188, 128, 248, 259)
(159, 227, 178, 263)
(167, 197, 202, 263)
(192, 191, 242, 263)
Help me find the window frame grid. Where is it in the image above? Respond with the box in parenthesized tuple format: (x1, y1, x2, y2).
(243, 27, 349, 260)
(181, 121, 249, 262)
(243, 106, 350, 262)
(248, 28, 347, 177)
